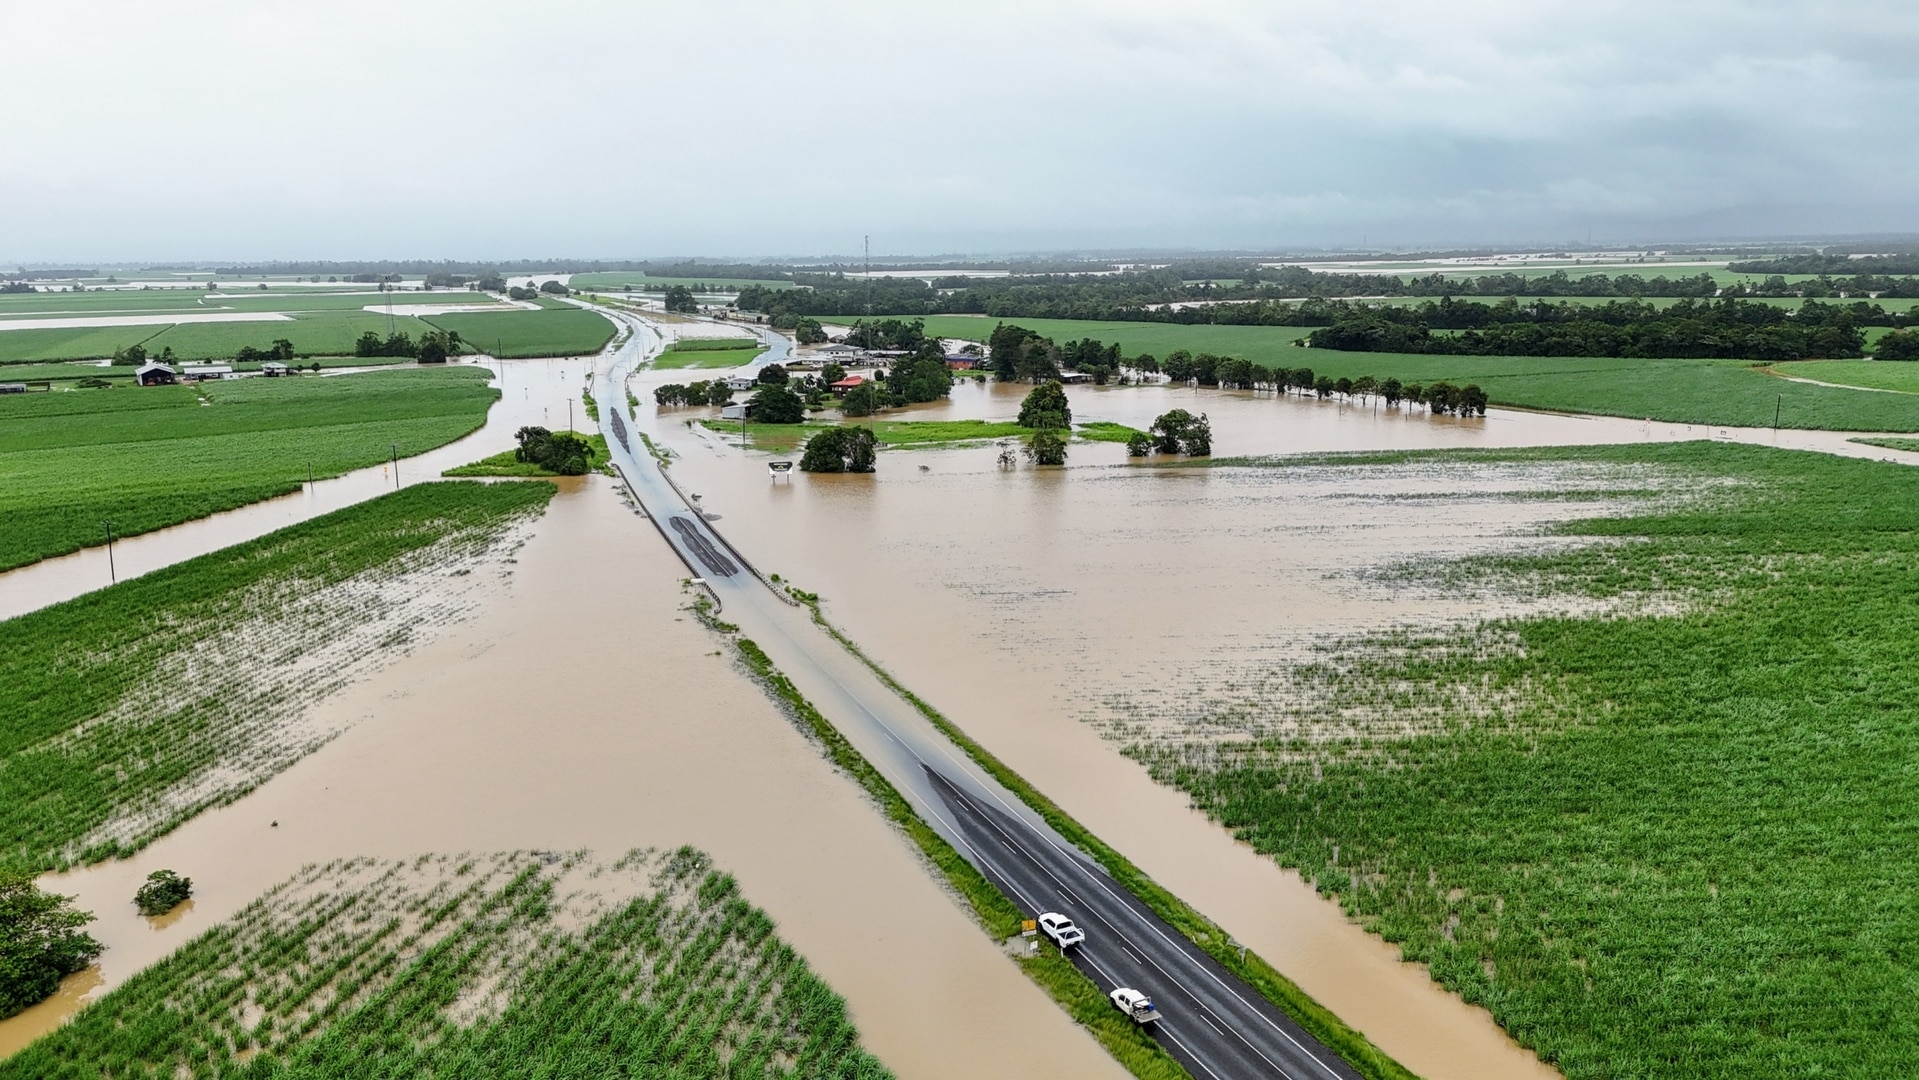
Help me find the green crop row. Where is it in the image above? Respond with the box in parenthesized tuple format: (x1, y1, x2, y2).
(1133, 441, 1919, 1077)
(0, 367, 498, 571)
(0, 482, 554, 872)
(2, 849, 890, 1078)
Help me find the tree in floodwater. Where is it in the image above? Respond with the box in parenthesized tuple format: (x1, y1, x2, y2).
(0, 869, 102, 1020)
(1149, 409, 1212, 456)
(514, 426, 593, 475)
(840, 381, 880, 417)
(799, 426, 878, 473)
(133, 870, 192, 917)
(746, 384, 804, 424)
(1024, 427, 1068, 466)
(663, 285, 698, 313)
(1017, 380, 1072, 430)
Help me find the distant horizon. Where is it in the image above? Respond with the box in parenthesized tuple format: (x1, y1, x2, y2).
(11, 234, 1919, 274)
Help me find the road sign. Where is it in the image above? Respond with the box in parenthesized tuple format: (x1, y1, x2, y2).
(1021, 919, 1037, 937)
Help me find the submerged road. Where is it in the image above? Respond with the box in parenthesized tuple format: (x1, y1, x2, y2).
(591, 306, 1365, 1080)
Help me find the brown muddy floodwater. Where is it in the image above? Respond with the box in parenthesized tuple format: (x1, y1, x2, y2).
(635, 374, 1781, 1080)
(0, 478, 1126, 1079)
(0, 356, 597, 623)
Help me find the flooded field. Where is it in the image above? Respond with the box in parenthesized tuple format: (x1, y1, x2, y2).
(0, 478, 1125, 1079)
(0, 356, 594, 622)
(634, 376, 1750, 1080)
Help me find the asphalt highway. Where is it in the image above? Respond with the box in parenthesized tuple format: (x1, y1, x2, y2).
(590, 304, 1369, 1080)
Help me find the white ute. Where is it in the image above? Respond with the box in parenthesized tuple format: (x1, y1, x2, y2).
(1038, 912, 1085, 950)
(1110, 987, 1162, 1025)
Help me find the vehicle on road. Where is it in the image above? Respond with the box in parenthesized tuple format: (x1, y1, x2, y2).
(1110, 987, 1161, 1025)
(1038, 912, 1085, 950)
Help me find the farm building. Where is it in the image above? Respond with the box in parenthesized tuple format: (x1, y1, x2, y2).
(719, 403, 748, 420)
(830, 375, 866, 391)
(261, 361, 289, 376)
(134, 361, 178, 386)
(723, 376, 760, 391)
(180, 364, 235, 382)
(944, 354, 983, 370)
(0, 382, 26, 394)
(816, 343, 862, 359)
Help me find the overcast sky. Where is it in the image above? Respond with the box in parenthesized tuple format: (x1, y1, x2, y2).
(5, 1, 1917, 262)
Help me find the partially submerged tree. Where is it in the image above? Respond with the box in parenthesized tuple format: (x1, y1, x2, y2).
(514, 426, 593, 475)
(840, 381, 880, 417)
(1, 870, 102, 1020)
(1148, 409, 1212, 456)
(746, 384, 804, 424)
(799, 426, 878, 473)
(1024, 427, 1068, 466)
(663, 285, 698, 314)
(134, 870, 192, 917)
(1017, 381, 1072, 430)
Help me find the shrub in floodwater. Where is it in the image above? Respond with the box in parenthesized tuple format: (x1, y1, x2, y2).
(134, 869, 193, 916)
(0, 869, 102, 1019)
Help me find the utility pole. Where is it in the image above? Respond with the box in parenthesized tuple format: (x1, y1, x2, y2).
(391, 443, 399, 488)
(104, 521, 116, 584)
(864, 234, 871, 317)
(1775, 394, 1782, 431)
(568, 397, 574, 433)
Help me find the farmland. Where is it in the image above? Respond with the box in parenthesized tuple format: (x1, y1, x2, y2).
(0, 367, 500, 571)
(0, 482, 553, 872)
(0, 289, 613, 363)
(653, 338, 768, 369)
(844, 315, 1919, 431)
(420, 305, 616, 358)
(1130, 441, 1919, 1077)
(1772, 358, 1919, 393)
(0, 848, 891, 1079)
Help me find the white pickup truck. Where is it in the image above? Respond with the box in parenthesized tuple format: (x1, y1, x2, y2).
(1038, 912, 1084, 950)
(1110, 987, 1162, 1025)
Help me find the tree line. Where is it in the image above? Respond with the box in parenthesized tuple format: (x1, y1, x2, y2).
(1729, 252, 1919, 276)
(355, 328, 464, 362)
(1305, 297, 1911, 360)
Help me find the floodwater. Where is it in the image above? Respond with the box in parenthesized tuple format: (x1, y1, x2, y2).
(0, 478, 1126, 1079)
(0, 356, 596, 622)
(637, 374, 1823, 1080)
